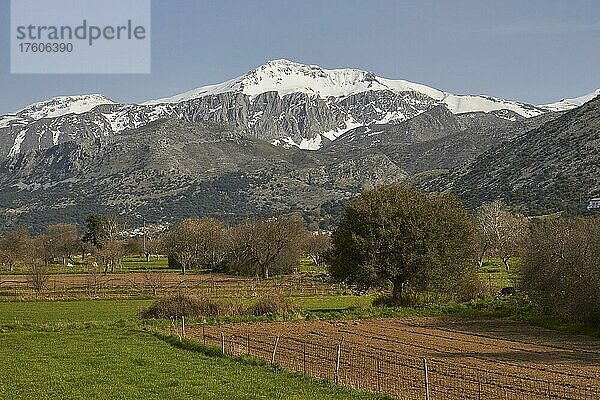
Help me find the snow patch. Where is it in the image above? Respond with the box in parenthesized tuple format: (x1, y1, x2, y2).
(8, 129, 27, 157)
(18, 94, 115, 120)
(298, 135, 322, 150)
(539, 89, 600, 111)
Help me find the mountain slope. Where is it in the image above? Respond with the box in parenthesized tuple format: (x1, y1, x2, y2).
(322, 105, 559, 174)
(0, 119, 406, 231)
(436, 95, 600, 213)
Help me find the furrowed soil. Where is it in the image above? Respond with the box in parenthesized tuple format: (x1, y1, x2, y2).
(189, 317, 600, 400)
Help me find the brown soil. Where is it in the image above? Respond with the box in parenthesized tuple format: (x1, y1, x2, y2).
(189, 317, 600, 400)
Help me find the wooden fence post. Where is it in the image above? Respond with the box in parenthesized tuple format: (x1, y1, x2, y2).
(221, 332, 225, 355)
(303, 343, 307, 374)
(202, 326, 206, 345)
(376, 358, 381, 392)
(335, 340, 343, 384)
(423, 358, 430, 400)
(181, 316, 185, 339)
(271, 336, 280, 364)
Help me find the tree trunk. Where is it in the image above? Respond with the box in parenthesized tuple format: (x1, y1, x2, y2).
(182, 263, 186, 275)
(502, 256, 510, 271)
(477, 254, 485, 269)
(145, 252, 150, 263)
(263, 265, 269, 280)
(392, 280, 405, 305)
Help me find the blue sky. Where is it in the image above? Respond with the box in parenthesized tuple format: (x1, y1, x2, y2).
(1, 0, 599, 114)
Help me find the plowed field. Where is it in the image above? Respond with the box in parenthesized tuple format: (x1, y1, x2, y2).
(190, 317, 600, 400)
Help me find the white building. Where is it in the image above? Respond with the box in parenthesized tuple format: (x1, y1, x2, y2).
(587, 197, 600, 210)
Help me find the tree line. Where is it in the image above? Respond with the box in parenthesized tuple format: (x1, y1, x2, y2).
(0, 184, 597, 324)
(0, 213, 333, 279)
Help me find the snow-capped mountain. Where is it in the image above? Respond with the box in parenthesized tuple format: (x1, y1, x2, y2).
(539, 88, 600, 112)
(17, 94, 115, 120)
(0, 59, 595, 158)
(146, 59, 546, 117)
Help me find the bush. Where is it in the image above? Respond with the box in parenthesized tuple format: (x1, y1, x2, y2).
(456, 275, 494, 303)
(249, 294, 300, 316)
(521, 217, 600, 325)
(139, 293, 227, 319)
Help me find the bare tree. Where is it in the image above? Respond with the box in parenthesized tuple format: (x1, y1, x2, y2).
(143, 225, 164, 262)
(164, 218, 228, 274)
(46, 224, 79, 265)
(475, 201, 529, 270)
(0, 228, 31, 271)
(303, 232, 332, 266)
(27, 261, 49, 296)
(228, 214, 308, 279)
(143, 271, 165, 296)
(99, 239, 126, 274)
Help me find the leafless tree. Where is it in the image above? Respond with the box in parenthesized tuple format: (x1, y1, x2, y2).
(0, 228, 31, 271)
(143, 271, 165, 296)
(303, 232, 332, 266)
(475, 201, 529, 270)
(164, 218, 228, 274)
(46, 224, 79, 265)
(99, 239, 126, 274)
(228, 214, 308, 279)
(27, 261, 49, 295)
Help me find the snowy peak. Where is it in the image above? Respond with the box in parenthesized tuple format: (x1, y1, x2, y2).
(539, 89, 600, 112)
(145, 59, 545, 118)
(17, 94, 115, 120)
(239, 59, 388, 98)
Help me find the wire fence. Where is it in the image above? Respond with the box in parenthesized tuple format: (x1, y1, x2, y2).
(186, 326, 599, 400)
(0, 273, 339, 299)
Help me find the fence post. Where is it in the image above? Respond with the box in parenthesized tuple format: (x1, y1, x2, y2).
(376, 358, 381, 392)
(335, 340, 342, 384)
(247, 334, 250, 355)
(271, 336, 280, 364)
(221, 332, 225, 355)
(202, 326, 206, 345)
(423, 358, 430, 400)
(303, 343, 307, 374)
(181, 316, 185, 339)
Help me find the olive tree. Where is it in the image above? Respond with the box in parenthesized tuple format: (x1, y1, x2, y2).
(328, 185, 476, 305)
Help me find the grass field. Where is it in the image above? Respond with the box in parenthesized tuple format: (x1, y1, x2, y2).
(478, 257, 520, 290)
(0, 328, 388, 400)
(0, 297, 389, 400)
(1, 256, 171, 275)
(0, 299, 152, 324)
